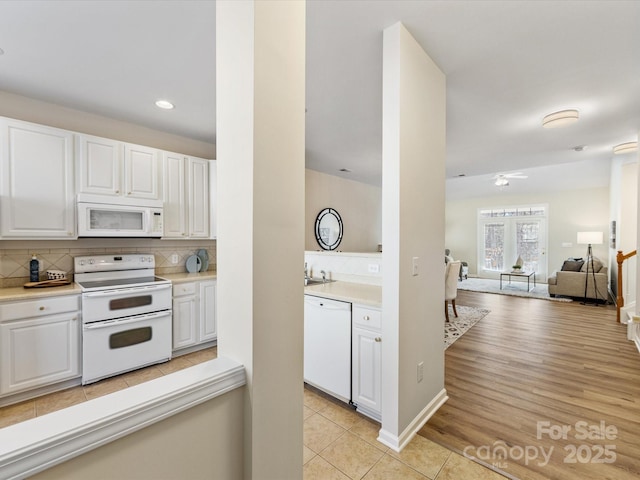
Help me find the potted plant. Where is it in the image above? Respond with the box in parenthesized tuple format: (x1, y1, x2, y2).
(512, 264, 522, 272)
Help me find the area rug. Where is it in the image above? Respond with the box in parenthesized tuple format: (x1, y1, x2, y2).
(445, 305, 490, 349)
(457, 277, 572, 302)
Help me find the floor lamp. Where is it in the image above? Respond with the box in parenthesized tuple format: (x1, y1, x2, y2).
(577, 231, 603, 305)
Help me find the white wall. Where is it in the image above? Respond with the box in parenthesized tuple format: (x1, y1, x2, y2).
(306, 169, 381, 252)
(380, 22, 446, 450)
(609, 159, 637, 304)
(446, 187, 610, 280)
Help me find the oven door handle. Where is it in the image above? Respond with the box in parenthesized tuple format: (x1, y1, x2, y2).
(83, 311, 171, 330)
(82, 284, 172, 297)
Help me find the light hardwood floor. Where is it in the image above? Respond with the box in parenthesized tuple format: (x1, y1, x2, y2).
(419, 289, 640, 480)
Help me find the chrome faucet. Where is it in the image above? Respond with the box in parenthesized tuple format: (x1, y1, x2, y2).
(304, 262, 309, 280)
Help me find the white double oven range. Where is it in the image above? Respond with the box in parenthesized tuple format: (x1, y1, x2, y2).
(74, 254, 172, 385)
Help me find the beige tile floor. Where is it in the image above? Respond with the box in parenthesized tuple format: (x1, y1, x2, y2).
(303, 387, 507, 480)
(1, 348, 505, 479)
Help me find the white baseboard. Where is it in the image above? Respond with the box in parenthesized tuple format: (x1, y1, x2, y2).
(377, 388, 448, 452)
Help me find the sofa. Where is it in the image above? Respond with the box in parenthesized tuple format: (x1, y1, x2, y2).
(547, 257, 608, 301)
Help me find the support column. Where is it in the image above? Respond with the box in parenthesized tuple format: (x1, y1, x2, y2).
(380, 22, 447, 451)
(216, 1, 305, 478)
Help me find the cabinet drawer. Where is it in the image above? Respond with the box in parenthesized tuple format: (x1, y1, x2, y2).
(352, 305, 381, 330)
(173, 282, 197, 297)
(0, 295, 80, 322)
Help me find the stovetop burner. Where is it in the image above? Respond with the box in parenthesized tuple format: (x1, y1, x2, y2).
(74, 254, 170, 291)
(76, 275, 169, 291)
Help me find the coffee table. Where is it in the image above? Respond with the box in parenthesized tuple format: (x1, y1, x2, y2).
(500, 271, 536, 292)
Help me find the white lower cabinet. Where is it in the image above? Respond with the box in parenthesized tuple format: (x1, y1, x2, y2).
(0, 295, 81, 396)
(172, 280, 216, 352)
(352, 305, 382, 421)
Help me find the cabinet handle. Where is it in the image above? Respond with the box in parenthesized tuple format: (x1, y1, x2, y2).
(375, 337, 382, 342)
(72, 316, 77, 321)
(39, 306, 45, 311)
(128, 192, 132, 195)
(363, 315, 370, 321)
(115, 190, 120, 194)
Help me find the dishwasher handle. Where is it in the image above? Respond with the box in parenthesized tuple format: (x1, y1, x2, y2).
(304, 296, 351, 311)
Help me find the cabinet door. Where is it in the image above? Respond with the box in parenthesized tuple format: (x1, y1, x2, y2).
(172, 295, 197, 350)
(0, 119, 76, 239)
(124, 143, 161, 200)
(188, 157, 210, 238)
(162, 152, 187, 238)
(209, 160, 217, 239)
(199, 280, 217, 342)
(0, 312, 80, 395)
(77, 134, 122, 197)
(352, 326, 382, 414)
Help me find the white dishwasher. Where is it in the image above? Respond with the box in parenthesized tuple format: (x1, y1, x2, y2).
(304, 295, 352, 403)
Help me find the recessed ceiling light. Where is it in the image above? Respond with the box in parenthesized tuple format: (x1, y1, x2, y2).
(155, 100, 174, 110)
(613, 142, 638, 155)
(339, 168, 351, 173)
(542, 109, 579, 128)
(573, 145, 586, 152)
(457, 174, 466, 177)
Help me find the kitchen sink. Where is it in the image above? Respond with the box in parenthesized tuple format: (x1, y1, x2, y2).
(304, 278, 335, 286)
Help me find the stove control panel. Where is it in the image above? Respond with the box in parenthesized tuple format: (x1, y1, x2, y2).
(74, 254, 156, 273)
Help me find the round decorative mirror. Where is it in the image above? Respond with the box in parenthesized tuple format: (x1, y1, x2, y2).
(314, 208, 343, 251)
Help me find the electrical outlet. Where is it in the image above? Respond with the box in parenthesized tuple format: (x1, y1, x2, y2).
(171, 254, 179, 264)
(417, 361, 424, 383)
(368, 263, 380, 273)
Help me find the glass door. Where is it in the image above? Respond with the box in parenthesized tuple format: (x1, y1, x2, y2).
(478, 206, 548, 281)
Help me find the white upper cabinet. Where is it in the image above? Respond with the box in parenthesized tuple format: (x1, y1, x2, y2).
(77, 134, 161, 202)
(76, 134, 121, 197)
(188, 157, 210, 238)
(162, 152, 209, 239)
(0, 117, 76, 239)
(162, 151, 187, 238)
(209, 160, 217, 239)
(124, 143, 161, 200)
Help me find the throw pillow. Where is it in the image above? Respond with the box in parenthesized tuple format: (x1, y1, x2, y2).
(580, 257, 603, 273)
(561, 260, 584, 272)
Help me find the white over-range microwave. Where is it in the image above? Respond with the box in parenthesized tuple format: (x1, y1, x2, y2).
(77, 196, 163, 237)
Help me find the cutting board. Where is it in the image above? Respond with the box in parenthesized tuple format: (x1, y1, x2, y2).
(23, 279, 72, 288)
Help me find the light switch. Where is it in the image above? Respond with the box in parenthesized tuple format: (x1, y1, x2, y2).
(412, 257, 419, 276)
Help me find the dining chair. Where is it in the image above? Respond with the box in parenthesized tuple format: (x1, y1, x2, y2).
(445, 261, 461, 322)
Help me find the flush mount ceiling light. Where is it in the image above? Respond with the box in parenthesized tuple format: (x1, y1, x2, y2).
(155, 99, 174, 110)
(542, 109, 579, 128)
(613, 142, 638, 155)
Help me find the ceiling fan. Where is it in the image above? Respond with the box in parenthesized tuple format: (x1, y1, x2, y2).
(493, 172, 528, 187)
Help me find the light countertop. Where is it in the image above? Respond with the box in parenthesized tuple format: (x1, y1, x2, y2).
(0, 272, 217, 302)
(0, 283, 82, 302)
(160, 271, 217, 283)
(305, 280, 382, 308)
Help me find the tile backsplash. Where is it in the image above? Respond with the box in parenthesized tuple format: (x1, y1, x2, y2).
(0, 240, 216, 288)
(304, 251, 382, 285)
